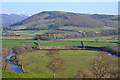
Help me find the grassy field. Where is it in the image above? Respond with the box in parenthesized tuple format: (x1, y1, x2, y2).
(2, 30, 47, 40)
(59, 26, 115, 32)
(2, 39, 115, 48)
(2, 71, 42, 78)
(3, 30, 47, 36)
(2, 36, 33, 40)
(60, 36, 118, 42)
(2, 40, 36, 48)
(17, 50, 118, 78)
(17, 50, 98, 78)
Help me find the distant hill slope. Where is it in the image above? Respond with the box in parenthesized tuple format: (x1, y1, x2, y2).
(7, 11, 118, 30)
(1, 14, 29, 27)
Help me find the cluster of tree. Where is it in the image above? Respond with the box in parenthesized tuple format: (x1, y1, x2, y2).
(2, 60, 12, 72)
(100, 29, 118, 36)
(105, 44, 120, 57)
(90, 14, 118, 28)
(2, 32, 20, 37)
(33, 29, 118, 40)
(51, 14, 104, 29)
(81, 29, 118, 37)
(34, 33, 82, 40)
(2, 45, 34, 57)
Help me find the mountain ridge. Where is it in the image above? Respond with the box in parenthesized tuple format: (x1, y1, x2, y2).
(1, 14, 29, 27)
(5, 11, 118, 30)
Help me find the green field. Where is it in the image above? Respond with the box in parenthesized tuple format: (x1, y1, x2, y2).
(2, 40, 36, 48)
(2, 30, 47, 40)
(2, 39, 115, 48)
(2, 36, 33, 40)
(17, 50, 98, 78)
(17, 50, 118, 78)
(59, 26, 115, 32)
(60, 36, 118, 42)
(2, 71, 42, 78)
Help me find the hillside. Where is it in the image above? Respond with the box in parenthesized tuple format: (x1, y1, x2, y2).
(1, 14, 29, 27)
(6, 11, 117, 30)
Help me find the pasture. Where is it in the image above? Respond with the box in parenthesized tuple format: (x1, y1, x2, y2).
(2, 40, 114, 49)
(60, 36, 118, 42)
(2, 40, 36, 48)
(2, 30, 47, 40)
(17, 50, 118, 78)
(2, 71, 42, 78)
(59, 26, 115, 32)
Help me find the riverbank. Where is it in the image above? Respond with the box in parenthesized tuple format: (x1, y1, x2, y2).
(1, 53, 23, 73)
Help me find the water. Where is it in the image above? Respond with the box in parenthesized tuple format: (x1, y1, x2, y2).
(1, 53, 23, 73)
(107, 52, 118, 57)
(0, 47, 118, 73)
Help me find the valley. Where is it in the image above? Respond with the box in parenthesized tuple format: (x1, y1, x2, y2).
(1, 11, 119, 78)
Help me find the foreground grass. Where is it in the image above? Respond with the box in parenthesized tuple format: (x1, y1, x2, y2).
(17, 50, 98, 78)
(2, 71, 42, 78)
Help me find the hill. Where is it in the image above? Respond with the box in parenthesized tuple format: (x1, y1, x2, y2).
(1, 14, 29, 27)
(6, 11, 117, 30)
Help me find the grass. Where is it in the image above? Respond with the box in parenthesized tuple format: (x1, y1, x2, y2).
(2, 40, 36, 48)
(60, 36, 118, 42)
(59, 26, 115, 32)
(40, 41, 113, 47)
(17, 50, 98, 78)
(2, 30, 47, 40)
(2, 36, 33, 40)
(17, 50, 118, 78)
(2, 39, 114, 48)
(2, 71, 42, 78)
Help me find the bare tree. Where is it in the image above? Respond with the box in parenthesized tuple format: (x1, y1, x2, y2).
(46, 49, 60, 58)
(46, 49, 65, 79)
(75, 51, 118, 78)
(91, 51, 114, 78)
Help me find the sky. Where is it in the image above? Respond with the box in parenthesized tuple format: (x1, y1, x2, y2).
(1, 2, 118, 15)
(1, 0, 119, 2)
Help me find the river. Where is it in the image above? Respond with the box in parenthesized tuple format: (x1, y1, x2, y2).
(0, 47, 119, 73)
(0, 53, 23, 73)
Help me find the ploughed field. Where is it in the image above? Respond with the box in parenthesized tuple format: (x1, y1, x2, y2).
(17, 50, 118, 78)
